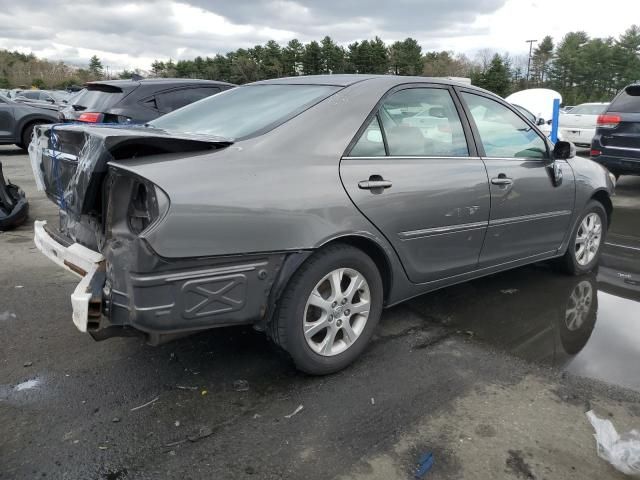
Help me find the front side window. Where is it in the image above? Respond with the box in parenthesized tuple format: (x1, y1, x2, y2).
(462, 92, 549, 159)
(349, 87, 469, 157)
(150, 84, 340, 140)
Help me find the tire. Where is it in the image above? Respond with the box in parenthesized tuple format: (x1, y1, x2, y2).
(559, 200, 607, 275)
(271, 244, 383, 375)
(20, 123, 38, 151)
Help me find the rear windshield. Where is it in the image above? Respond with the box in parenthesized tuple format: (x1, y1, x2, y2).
(608, 85, 640, 113)
(73, 86, 126, 111)
(149, 84, 341, 140)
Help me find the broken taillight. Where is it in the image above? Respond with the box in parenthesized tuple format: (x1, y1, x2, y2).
(127, 179, 169, 236)
(78, 112, 104, 123)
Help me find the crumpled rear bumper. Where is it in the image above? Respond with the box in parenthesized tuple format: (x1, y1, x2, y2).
(33, 220, 105, 332)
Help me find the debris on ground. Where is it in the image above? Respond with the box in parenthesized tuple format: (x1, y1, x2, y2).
(174, 421, 180, 427)
(587, 410, 640, 475)
(23, 361, 32, 367)
(188, 426, 213, 442)
(201, 389, 208, 396)
(112, 417, 121, 423)
(130, 396, 159, 411)
(415, 452, 434, 478)
(0, 162, 29, 231)
(500, 288, 519, 295)
(284, 405, 304, 419)
(176, 385, 198, 391)
(371, 397, 375, 405)
(233, 379, 250, 392)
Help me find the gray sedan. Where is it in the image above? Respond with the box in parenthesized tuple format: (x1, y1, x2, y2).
(30, 75, 615, 374)
(0, 93, 58, 149)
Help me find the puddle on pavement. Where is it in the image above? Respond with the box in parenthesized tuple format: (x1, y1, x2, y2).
(0, 376, 45, 405)
(410, 178, 640, 392)
(0, 311, 17, 321)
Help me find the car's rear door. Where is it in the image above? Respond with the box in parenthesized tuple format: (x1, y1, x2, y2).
(0, 96, 15, 141)
(600, 86, 640, 161)
(340, 84, 490, 284)
(458, 89, 575, 266)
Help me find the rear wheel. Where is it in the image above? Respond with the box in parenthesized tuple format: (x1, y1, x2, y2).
(271, 244, 383, 375)
(559, 201, 607, 275)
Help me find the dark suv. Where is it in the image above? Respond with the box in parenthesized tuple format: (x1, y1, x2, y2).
(591, 84, 640, 177)
(59, 78, 234, 124)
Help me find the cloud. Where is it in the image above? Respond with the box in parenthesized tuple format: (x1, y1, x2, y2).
(0, 0, 510, 69)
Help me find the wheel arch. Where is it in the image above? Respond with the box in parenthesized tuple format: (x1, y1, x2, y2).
(261, 234, 395, 332)
(17, 117, 55, 145)
(591, 189, 613, 228)
(317, 234, 393, 304)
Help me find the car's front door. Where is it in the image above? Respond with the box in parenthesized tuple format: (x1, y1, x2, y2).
(0, 98, 15, 141)
(459, 90, 575, 266)
(340, 85, 490, 284)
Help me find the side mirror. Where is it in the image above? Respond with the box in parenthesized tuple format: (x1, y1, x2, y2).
(553, 140, 576, 160)
(537, 118, 546, 126)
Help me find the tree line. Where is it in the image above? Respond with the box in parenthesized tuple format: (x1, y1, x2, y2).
(2, 25, 638, 106)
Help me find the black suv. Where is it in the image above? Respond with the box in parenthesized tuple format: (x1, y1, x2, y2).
(591, 84, 640, 178)
(59, 78, 234, 124)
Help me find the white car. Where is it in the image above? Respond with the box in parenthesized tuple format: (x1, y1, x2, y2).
(559, 102, 609, 146)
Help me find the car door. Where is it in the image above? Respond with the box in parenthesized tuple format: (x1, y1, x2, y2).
(340, 85, 490, 284)
(458, 90, 575, 266)
(0, 97, 15, 141)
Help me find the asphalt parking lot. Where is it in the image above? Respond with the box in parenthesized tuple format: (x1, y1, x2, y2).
(1, 145, 639, 479)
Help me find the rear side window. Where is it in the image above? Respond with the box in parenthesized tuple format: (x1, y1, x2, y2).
(350, 87, 469, 157)
(74, 86, 125, 111)
(22, 91, 40, 99)
(608, 85, 640, 113)
(351, 116, 386, 156)
(156, 87, 221, 113)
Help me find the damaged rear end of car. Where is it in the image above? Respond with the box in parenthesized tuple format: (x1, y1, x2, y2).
(29, 124, 287, 344)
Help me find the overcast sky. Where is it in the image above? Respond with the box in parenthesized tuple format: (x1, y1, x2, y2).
(0, 0, 636, 71)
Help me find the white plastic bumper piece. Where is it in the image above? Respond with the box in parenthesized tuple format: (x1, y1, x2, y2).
(33, 220, 105, 332)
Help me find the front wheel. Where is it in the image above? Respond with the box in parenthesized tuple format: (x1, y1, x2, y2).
(559, 201, 607, 275)
(271, 244, 383, 375)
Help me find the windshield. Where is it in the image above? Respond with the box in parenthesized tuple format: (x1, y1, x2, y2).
(150, 84, 341, 140)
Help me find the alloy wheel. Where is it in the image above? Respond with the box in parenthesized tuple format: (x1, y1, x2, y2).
(575, 212, 602, 266)
(303, 268, 371, 356)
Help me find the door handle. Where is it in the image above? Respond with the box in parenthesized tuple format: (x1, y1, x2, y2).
(491, 175, 513, 186)
(358, 179, 392, 190)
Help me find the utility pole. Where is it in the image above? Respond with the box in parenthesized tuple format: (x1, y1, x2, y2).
(525, 39, 537, 84)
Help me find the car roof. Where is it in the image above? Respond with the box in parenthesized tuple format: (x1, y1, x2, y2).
(86, 78, 235, 89)
(252, 74, 486, 91)
(575, 102, 609, 106)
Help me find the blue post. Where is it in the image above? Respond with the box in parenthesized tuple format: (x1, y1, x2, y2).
(550, 98, 560, 143)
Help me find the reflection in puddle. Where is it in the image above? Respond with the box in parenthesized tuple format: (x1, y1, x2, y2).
(408, 244, 640, 392)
